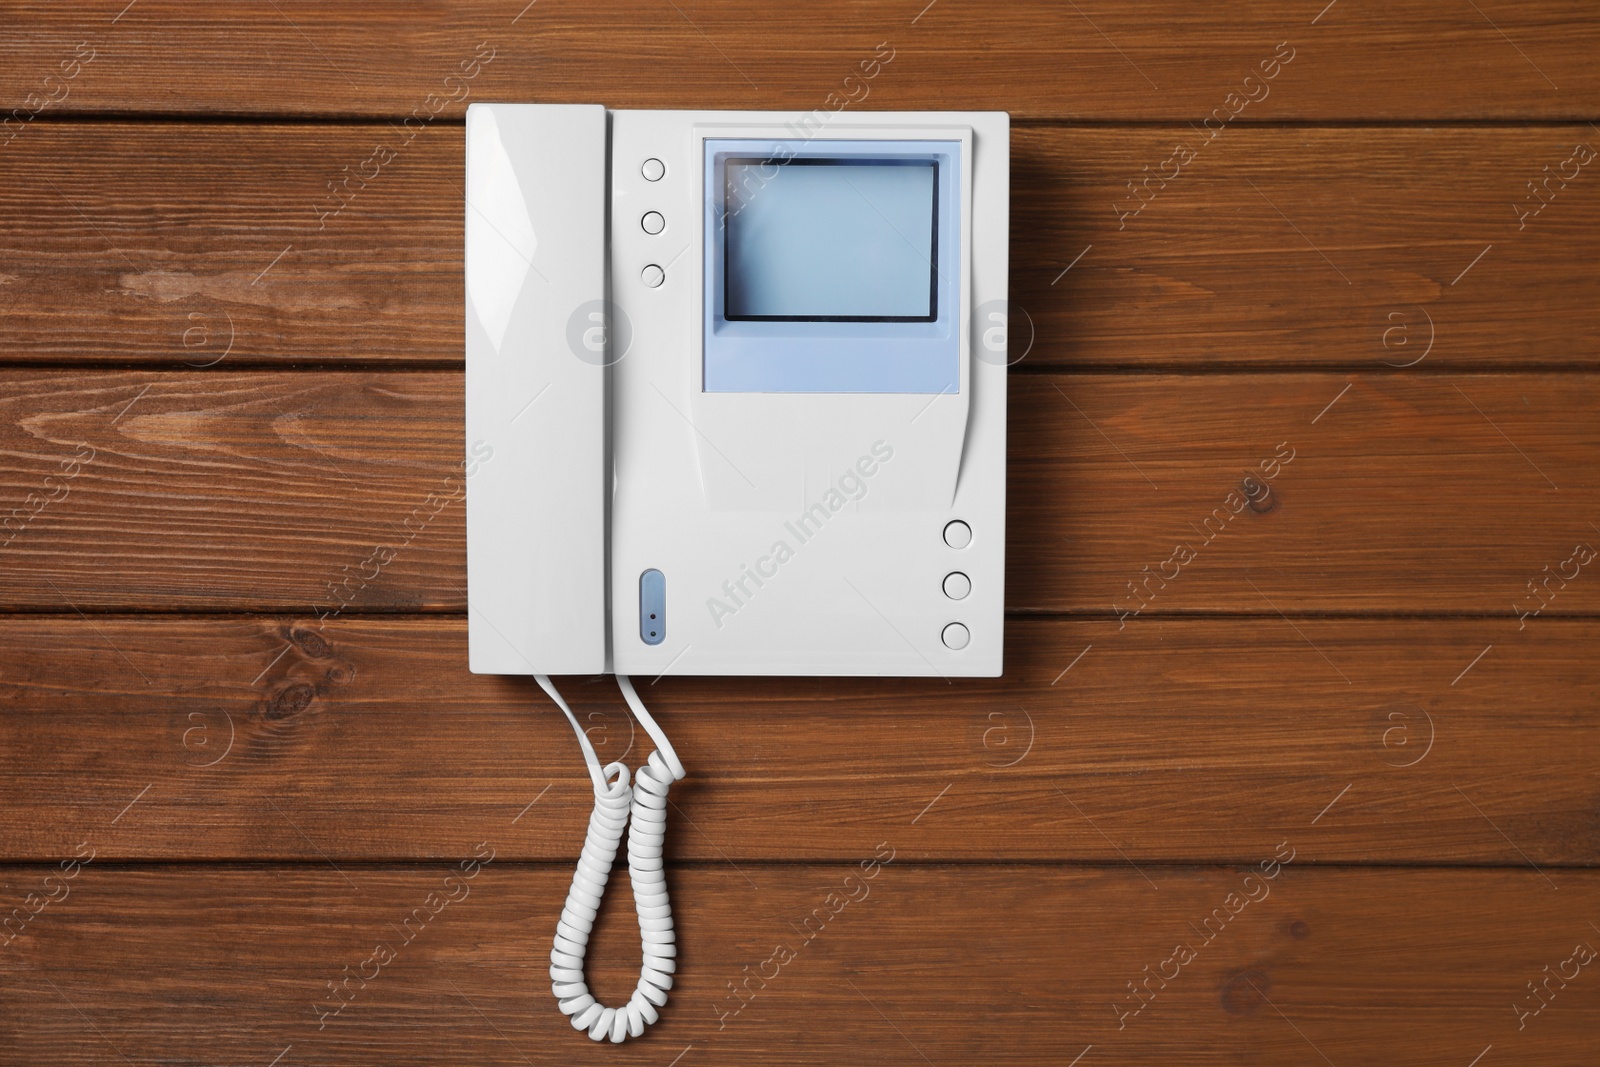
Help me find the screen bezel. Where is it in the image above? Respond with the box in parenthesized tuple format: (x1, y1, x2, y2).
(702, 136, 962, 395)
(719, 156, 940, 324)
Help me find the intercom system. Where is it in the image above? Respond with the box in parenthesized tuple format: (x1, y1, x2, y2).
(465, 104, 1009, 1042)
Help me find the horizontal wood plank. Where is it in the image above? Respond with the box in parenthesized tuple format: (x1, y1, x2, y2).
(0, 370, 1595, 615)
(3, 1, 1598, 120)
(3, 124, 1598, 367)
(1, 864, 1595, 1065)
(1, 616, 1595, 864)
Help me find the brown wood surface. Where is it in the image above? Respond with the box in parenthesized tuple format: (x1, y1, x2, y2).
(5, 2, 1599, 1063)
(1, 866, 1596, 1065)
(3, 0, 1599, 120)
(4, 124, 1598, 368)
(0, 616, 1595, 865)
(0, 370, 1594, 614)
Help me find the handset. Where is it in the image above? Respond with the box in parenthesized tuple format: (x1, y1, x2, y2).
(465, 103, 609, 675)
(467, 105, 686, 1046)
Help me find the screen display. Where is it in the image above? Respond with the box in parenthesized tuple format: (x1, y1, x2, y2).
(723, 159, 938, 322)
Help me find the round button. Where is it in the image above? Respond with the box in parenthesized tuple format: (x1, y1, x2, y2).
(943, 572, 971, 600)
(943, 520, 972, 549)
(641, 211, 665, 235)
(641, 264, 665, 288)
(942, 622, 971, 650)
(641, 158, 666, 182)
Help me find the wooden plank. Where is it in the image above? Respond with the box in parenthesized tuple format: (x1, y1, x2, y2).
(1008, 370, 1598, 615)
(0, 370, 461, 610)
(1, 864, 1595, 1064)
(4, 123, 1598, 368)
(0, 370, 1595, 614)
(1015, 125, 1600, 369)
(4, 1, 1598, 120)
(0, 125, 459, 367)
(1, 616, 1595, 864)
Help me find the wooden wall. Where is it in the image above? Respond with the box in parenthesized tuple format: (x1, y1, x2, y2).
(1, 2, 1597, 1064)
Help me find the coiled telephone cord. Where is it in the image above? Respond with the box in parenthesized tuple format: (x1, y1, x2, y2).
(535, 674, 686, 1043)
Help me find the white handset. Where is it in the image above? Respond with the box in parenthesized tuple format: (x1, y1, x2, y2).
(465, 104, 609, 676)
(467, 104, 685, 1043)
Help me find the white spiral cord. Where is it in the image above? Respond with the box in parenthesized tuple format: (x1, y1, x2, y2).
(536, 674, 686, 1043)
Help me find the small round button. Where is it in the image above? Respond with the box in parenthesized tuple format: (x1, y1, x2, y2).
(641, 211, 665, 235)
(943, 520, 972, 549)
(942, 622, 970, 650)
(641, 158, 666, 182)
(943, 572, 971, 600)
(641, 264, 665, 288)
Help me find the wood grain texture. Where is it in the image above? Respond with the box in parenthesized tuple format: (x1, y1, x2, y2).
(1, 616, 1596, 865)
(3, 1, 1598, 120)
(4, 6, 1599, 1060)
(2, 865, 1596, 1065)
(1, 370, 1594, 615)
(4, 124, 1599, 368)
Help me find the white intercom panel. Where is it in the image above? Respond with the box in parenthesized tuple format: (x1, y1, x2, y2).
(465, 105, 1009, 1043)
(465, 105, 1010, 680)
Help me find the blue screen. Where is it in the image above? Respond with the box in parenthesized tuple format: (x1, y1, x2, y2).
(723, 160, 937, 321)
